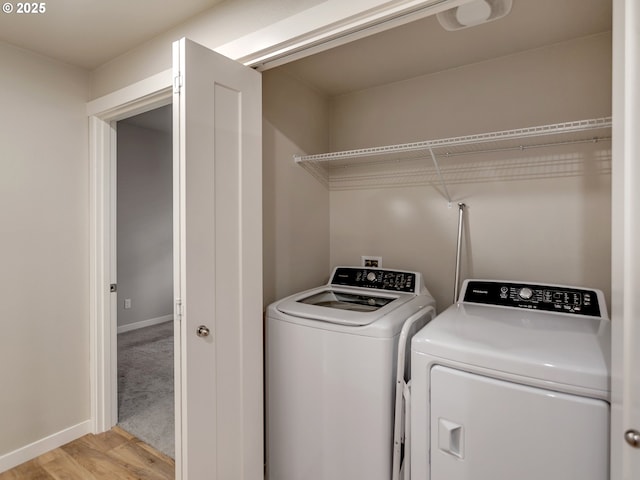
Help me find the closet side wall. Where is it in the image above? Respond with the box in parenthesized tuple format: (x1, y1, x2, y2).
(328, 33, 612, 310)
(262, 69, 331, 306)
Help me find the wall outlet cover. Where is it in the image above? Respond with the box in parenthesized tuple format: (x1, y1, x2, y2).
(361, 256, 382, 268)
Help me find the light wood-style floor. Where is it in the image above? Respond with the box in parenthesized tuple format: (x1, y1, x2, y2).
(0, 427, 174, 480)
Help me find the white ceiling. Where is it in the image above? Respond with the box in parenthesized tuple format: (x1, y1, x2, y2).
(0, 0, 224, 69)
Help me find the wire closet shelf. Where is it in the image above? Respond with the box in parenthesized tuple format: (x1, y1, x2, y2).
(293, 116, 612, 195)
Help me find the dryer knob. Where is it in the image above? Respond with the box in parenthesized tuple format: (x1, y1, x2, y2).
(366, 272, 377, 282)
(519, 287, 533, 300)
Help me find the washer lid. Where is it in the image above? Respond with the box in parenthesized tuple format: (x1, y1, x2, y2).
(277, 286, 414, 326)
(412, 302, 611, 394)
(297, 289, 396, 312)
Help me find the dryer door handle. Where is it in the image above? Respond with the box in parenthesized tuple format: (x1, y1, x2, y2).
(438, 418, 464, 459)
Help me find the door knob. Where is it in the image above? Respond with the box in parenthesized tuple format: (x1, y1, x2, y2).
(196, 325, 210, 337)
(625, 429, 640, 448)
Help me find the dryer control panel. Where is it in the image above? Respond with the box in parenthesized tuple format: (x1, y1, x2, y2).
(330, 267, 419, 293)
(463, 280, 603, 317)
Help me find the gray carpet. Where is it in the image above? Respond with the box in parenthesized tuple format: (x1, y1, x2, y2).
(117, 321, 174, 458)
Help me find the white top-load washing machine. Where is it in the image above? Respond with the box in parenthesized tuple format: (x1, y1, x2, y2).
(411, 279, 611, 480)
(266, 266, 436, 480)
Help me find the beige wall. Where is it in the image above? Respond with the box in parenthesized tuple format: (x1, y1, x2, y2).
(117, 121, 173, 328)
(262, 69, 331, 306)
(0, 42, 90, 455)
(331, 174, 611, 311)
(90, 0, 325, 99)
(330, 33, 612, 149)
(327, 33, 612, 310)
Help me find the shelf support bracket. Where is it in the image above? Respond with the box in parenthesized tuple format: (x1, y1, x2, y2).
(453, 203, 466, 304)
(428, 146, 452, 204)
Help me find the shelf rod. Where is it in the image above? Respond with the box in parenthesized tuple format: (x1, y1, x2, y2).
(438, 136, 611, 159)
(428, 146, 452, 204)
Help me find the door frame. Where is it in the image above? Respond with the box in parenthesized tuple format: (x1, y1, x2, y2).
(88, 69, 173, 435)
(611, 0, 640, 477)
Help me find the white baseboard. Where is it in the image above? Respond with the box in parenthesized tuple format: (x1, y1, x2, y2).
(0, 420, 92, 473)
(117, 314, 173, 334)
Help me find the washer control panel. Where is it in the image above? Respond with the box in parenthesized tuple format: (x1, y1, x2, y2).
(330, 267, 418, 293)
(463, 280, 603, 317)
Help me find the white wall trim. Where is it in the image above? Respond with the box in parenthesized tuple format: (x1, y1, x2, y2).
(89, 114, 115, 435)
(87, 69, 173, 119)
(89, 80, 172, 437)
(117, 315, 173, 334)
(216, 0, 466, 69)
(0, 421, 91, 473)
(611, 0, 640, 478)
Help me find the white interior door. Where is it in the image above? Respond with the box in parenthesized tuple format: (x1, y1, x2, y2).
(172, 37, 263, 480)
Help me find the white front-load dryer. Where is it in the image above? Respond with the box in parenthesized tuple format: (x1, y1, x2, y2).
(266, 266, 436, 480)
(411, 279, 611, 480)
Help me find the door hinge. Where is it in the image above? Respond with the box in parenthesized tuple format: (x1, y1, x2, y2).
(175, 299, 183, 321)
(174, 74, 183, 94)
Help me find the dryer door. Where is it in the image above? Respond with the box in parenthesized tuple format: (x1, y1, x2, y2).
(429, 366, 609, 480)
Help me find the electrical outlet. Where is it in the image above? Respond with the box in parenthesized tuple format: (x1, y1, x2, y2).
(124, 298, 132, 309)
(361, 256, 382, 268)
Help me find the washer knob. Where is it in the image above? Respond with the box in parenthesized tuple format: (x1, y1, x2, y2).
(519, 287, 534, 300)
(366, 272, 377, 282)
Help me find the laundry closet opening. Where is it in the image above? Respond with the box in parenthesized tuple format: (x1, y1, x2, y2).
(261, 0, 612, 311)
(115, 104, 175, 459)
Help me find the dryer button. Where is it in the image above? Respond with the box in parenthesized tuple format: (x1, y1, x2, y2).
(519, 287, 534, 300)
